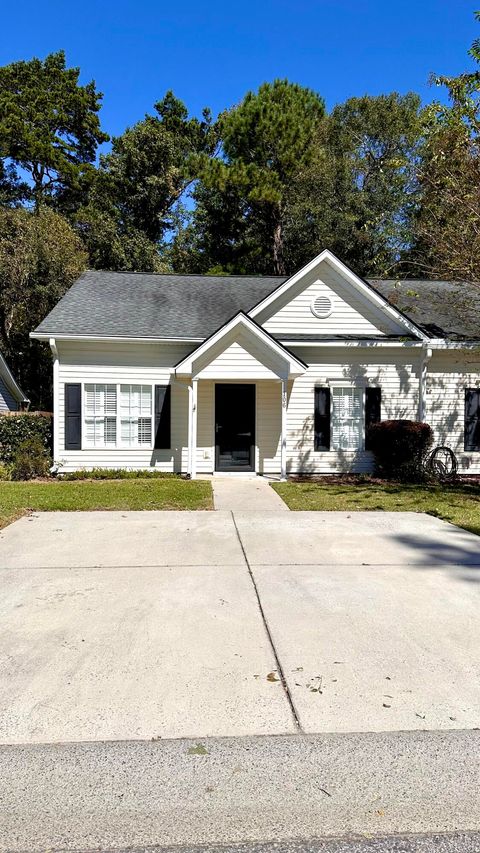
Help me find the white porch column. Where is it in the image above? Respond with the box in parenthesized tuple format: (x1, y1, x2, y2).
(49, 338, 59, 463)
(191, 378, 198, 479)
(281, 378, 288, 481)
(187, 382, 193, 477)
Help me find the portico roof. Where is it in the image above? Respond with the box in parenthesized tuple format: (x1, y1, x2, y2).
(174, 312, 307, 379)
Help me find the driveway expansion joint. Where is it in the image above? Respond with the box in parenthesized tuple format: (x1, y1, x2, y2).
(231, 510, 303, 733)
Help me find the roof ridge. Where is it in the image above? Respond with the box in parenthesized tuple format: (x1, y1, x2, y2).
(84, 269, 287, 280)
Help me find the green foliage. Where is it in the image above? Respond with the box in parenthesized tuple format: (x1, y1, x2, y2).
(0, 50, 108, 208)
(0, 208, 86, 406)
(177, 90, 422, 278)
(367, 420, 434, 482)
(60, 467, 177, 480)
(0, 413, 52, 465)
(197, 80, 325, 274)
(77, 91, 216, 270)
(408, 12, 480, 280)
(10, 436, 52, 481)
(0, 479, 213, 525)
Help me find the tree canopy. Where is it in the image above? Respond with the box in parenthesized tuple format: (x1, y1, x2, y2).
(0, 50, 108, 208)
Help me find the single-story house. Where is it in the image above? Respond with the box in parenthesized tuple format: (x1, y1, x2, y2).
(0, 352, 29, 413)
(30, 249, 480, 477)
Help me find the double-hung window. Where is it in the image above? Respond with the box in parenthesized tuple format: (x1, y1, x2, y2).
(120, 384, 152, 447)
(83, 383, 153, 448)
(84, 384, 117, 447)
(331, 386, 363, 451)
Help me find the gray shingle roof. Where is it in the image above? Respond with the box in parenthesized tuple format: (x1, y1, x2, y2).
(34, 270, 287, 340)
(369, 279, 480, 341)
(33, 269, 480, 341)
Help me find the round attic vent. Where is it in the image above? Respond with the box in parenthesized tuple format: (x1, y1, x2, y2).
(311, 295, 333, 319)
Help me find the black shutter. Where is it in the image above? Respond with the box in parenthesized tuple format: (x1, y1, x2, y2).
(154, 385, 171, 449)
(465, 389, 480, 451)
(314, 387, 330, 451)
(365, 387, 381, 450)
(65, 383, 82, 450)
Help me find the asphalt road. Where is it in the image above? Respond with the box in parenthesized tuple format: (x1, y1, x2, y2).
(1, 731, 480, 852)
(98, 836, 480, 853)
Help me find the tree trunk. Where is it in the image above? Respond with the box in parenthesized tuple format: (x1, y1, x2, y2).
(273, 213, 286, 275)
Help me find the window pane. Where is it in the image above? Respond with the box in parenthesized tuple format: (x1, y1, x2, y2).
(105, 417, 117, 445)
(138, 417, 152, 444)
(331, 387, 362, 451)
(85, 385, 95, 415)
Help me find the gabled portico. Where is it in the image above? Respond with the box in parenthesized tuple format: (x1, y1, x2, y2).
(175, 312, 307, 479)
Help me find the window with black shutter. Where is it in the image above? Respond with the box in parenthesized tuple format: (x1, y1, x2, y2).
(65, 383, 82, 450)
(365, 387, 381, 450)
(314, 387, 330, 451)
(154, 385, 171, 449)
(465, 389, 480, 451)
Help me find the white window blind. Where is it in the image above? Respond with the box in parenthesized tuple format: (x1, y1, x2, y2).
(331, 387, 363, 451)
(120, 384, 152, 447)
(84, 384, 117, 447)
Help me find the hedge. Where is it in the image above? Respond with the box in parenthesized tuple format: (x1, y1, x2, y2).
(367, 419, 434, 482)
(0, 413, 53, 465)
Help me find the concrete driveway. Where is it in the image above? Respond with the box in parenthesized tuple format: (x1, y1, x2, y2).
(1, 509, 480, 743)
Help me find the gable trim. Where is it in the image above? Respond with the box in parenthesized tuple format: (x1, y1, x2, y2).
(0, 353, 29, 405)
(174, 311, 308, 376)
(248, 249, 429, 341)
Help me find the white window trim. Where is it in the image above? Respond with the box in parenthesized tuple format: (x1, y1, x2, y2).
(82, 382, 155, 450)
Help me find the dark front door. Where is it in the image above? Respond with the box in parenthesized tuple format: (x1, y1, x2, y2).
(215, 384, 255, 472)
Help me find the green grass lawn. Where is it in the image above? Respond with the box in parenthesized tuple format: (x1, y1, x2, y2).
(272, 480, 480, 537)
(0, 477, 213, 528)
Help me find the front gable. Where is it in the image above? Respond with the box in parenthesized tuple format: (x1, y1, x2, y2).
(175, 312, 307, 380)
(250, 250, 426, 340)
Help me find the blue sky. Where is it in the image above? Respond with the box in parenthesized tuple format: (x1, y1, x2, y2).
(1, 0, 478, 146)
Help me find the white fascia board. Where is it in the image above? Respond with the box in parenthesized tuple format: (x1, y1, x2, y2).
(428, 339, 480, 350)
(30, 333, 204, 344)
(175, 312, 307, 376)
(281, 340, 424, 348)
(0, 352, 29, 403)
(248, 249, 428, 341)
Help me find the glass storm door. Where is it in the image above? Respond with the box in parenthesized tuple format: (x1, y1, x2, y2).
(215, 384, 255, 472)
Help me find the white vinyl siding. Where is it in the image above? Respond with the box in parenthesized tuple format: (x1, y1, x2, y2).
(427, 350, 480, 474)
(331, 387, 363, 451)
(258, 260, 405, 337)
(53, 338, 480, 476)
(56, 341, 192, 472)
(0, 377, 19, 412)
(284, 346, 420, 475)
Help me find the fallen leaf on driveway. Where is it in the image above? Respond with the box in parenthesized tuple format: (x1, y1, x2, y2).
(188, 743, 209, 755)
(266, 671, 279, 682)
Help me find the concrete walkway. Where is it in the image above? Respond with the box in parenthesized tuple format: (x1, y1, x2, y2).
(211, 475, 289, 511)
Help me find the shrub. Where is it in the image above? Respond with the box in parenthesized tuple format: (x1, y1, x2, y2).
(367, 420, 434, 482)
(60, 467, 177, 480)
(10, 437, 52, 480)
(0, 413, 53, 465)
(0, 462, 10, 480)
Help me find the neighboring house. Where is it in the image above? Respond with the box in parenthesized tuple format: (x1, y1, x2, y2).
(30, 250, 480, 477)
(0, 353, 29, 413)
